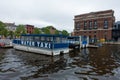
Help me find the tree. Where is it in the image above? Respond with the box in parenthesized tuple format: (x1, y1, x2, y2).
(62, 30, 69, 36)
(55, 30, 59, 35)
(15, 25, 26, 37)
(0, 21, 8, 37)
(40, 26, 69, 35)
(41, 27, 50, 34)
(33, 27, 41, 34)
(0, 21, 6, 29)
(2, 29, 8, 37)
(8, 31, 14, 39)
(46, 26, 54, 29)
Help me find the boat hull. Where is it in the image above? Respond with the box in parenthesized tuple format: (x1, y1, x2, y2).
(13, 44, 69, 56)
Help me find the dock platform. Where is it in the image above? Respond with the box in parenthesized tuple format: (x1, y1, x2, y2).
(0, 39, 13, 48)
(88, 45, 99, 48)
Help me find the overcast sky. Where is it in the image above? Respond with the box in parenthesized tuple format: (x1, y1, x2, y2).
(0, 0, 120, 32)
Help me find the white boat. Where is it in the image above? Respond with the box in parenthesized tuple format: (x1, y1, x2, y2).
(13, 34, 69, 56)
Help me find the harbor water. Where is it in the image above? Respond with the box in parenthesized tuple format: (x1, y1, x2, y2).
(0, 44, 120, 80)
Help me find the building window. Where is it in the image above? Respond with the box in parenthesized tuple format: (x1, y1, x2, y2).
(94, 31, 96, 34)
(118, 24, 120, 29)
(104, 31, 107, 35)
(104, 35, 107, 41)
(75, 32, 79, 35)
(94, 35, 97, 43)
(84, 21, 87, 30)
(113, 24, 116, 29)
(104, 19, 108, 29)
(89, 21, 92, 29)
(94, 20, 97, 29)
(75, 22, 80, 30)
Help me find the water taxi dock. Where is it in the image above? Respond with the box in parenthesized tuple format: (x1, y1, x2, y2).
(67, 36, 89, 49)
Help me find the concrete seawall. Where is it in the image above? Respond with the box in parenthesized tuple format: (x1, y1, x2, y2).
(103, 42, 120, 45)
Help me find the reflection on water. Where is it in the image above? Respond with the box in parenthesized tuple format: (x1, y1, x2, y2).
(0, 45, 120, 80)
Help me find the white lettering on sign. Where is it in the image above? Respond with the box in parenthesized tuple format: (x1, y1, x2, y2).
(21, 41, 24, 45)
(32, 42, 35, 46)
(37, 42, 40, 47)
(45, 43, 48, 48)
(29, 41, 32, 46)
(40, 42, 43, 47)
(20, 41, 51, 48)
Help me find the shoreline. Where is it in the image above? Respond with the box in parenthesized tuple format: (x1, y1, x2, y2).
(103, 42, 120, 45)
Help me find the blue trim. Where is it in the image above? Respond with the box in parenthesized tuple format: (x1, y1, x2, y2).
(53, 43, 69, 49)
(21, 34, 68, 38)
(67, 36, 80, 45)
(68, 36, 79, 38)
(13, 40, 69, 49)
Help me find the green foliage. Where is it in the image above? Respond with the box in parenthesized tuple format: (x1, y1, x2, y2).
(41, 26, 69, 35)
(61, 30, 69, 36)
(0, 21, 8, 37)
(0, 21, 69, 38)
(41, 27, 50, 34)
(2, 29, 8, 37)
(33, 27, 41, 34)
(55, 30, 59, 35)
(46, 26, 54, 29)
(0, 21, 5, 29)
(15, 25, 26, 37)
(8, 31, 14, 39)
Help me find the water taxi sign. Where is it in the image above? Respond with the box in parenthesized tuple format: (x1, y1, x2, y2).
(21, 41, 51, 49)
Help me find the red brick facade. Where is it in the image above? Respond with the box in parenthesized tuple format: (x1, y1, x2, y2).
(74, 10, 115, 42)
(25, 25, 34, 34)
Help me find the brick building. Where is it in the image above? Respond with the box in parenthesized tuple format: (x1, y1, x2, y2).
(74, 10, 115, 43)
(25, 25, 34, 34)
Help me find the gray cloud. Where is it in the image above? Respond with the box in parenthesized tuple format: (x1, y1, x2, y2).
(0, 0, 120, 32)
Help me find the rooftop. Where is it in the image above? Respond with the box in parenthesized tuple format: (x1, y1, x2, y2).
(75, 9, 114, 17)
